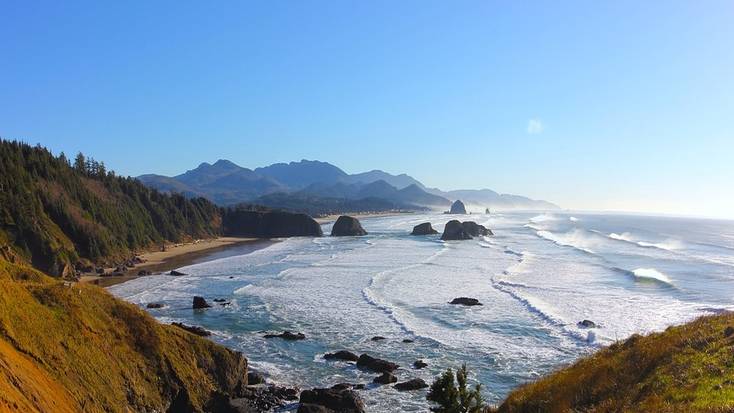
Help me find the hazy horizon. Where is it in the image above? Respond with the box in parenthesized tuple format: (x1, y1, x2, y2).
(2, 1, 733, 218)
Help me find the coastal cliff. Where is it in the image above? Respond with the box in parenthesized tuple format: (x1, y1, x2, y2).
(0, 258, 249, 412)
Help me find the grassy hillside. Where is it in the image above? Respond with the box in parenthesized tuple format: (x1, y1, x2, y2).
(0, 139, 222, 277)
(496, 312, 734, 413)
(0, 258, 248, 412)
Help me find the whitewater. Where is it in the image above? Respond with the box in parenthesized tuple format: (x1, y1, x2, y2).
(110, 212, 734, 411)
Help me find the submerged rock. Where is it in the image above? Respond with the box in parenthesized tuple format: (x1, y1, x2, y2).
(169, 270, 187, 276)
(298, 386, 365, 413)
(394, 378, 428, 391)
(578, 320, 597, 329)
(441, 220, 472, 240)
(146, 303, 164, 309)
(449, 200, 467, 214)
(413, 360, 428, 369)
(402, 339, 414, 343)
(356, 354, 398, 373)
(331, 216, 367, 236)
(449, 297, 483, 306)
(370, 336, 386, 341)
(263, 331, 306, 340)
(373, 372, 397, 384)
(411, 222, 438, 235)
(171, 322, 211, 337)
(324, 350, 359, 362)
(193, 296, 211, 309)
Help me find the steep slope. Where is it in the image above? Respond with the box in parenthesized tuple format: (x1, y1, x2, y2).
(342, 169, 425, 189)
(497, 313, 734, 412)
(0, 259, 248, 412)
(396, 184, 451, 207)
(0, 140, 222, 277)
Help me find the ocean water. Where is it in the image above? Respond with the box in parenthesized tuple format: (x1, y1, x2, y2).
(110, 212, 734, 411)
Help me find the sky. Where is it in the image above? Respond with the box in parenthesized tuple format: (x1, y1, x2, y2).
(2, 1, 733, 218)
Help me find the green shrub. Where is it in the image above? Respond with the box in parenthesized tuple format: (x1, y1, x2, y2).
(427, 364, 485, 413)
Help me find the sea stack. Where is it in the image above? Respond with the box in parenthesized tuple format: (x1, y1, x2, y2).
(449, 200, 467, 214)
(410, 222, 438, 235)
(461, 221, 492, 237)
(331, 216, 367, 236)
(441, 220, 472, 240)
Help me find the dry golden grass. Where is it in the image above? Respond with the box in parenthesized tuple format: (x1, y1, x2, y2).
(0, 259, 248, 412)
(496, 313, 734, 413)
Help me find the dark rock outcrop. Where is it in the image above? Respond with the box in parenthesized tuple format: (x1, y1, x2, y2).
(324, 350, 359, 362)
(247, 371, 267, 385)
(402, 339, 414, 343)
(231, 384, 299, 412)
(394, 378, 429, 391)
(146, 303, 164, 309)
(411, 222, 438, 235)
(413, 360, 428, 369)
(193, 296, 211, 309)
(441, 220, 472, 240)
(370, 336, 386, 341)
(137, 270, 152, 276)
(223, 208, 323, 238)
(449, 297, 482, 306)
(298, 386, 365, 413)
(170, 270, 187, 276)
(356, 354, 398, 373)
(263, 331, 306, 340)
(171, 322, 211, 337)
(578, 320, 597, 328)
(449, 200, 467, 214)
(461, 221, 492, 237)
(331, 216, 367, 236)
(373, 372, 397, 384)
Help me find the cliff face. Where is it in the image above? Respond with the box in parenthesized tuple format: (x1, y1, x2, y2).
(497, 312, 734, 413)
(0, 259, 248, 412)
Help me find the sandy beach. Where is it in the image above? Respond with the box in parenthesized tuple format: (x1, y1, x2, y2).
(80, 237, 269, 287)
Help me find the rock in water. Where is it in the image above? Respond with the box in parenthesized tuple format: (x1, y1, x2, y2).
(331, 216, 367, 236)
(263, 331, 306, 340)
(441, 220, 472, 240)
(461, 221, 492, 236)
(449, 297, 483, 306)
(413, 360, 428, 369)
(192, 296, 211, 309)
(449, 200, 467, 214)
(578, 319, 597, 328)
(394, 378, 429, 391)
(169, 270, 187, 276)
(356, 354, 398, 373)
(373, 372, 397, 384)
(411, 222, 438, 235)
(146, 303, 164, 309)
(323, 350, 359, 362)
(298, 387, 366, 413)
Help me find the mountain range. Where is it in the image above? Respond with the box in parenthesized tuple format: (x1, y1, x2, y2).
(138, 159, 559, 214)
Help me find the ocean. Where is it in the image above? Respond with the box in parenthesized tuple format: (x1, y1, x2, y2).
(110, 212, 734, 411)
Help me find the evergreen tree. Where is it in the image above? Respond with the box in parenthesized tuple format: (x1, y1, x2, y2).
(427, 365, 485, 413)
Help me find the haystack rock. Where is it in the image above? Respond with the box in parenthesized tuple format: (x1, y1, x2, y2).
(331, 216, 367, 236)
(449, 200, 467, 214)
(411, 222, 438, 235)
(441, 220, 472, 240)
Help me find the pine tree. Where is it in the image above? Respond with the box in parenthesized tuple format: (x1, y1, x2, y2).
(74, 152, 86, 173)
(427, 365, 485, 413)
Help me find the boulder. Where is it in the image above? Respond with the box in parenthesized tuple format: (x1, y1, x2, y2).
(331, 216, 367, 236)
(232, 384, 299, 412)
(356, 354, 398, 373)
(170, 270, 187, 276)
(298, 387, 365, 413)
(193, 296, 211, 309)
(461, 221, 492, 237)
(263, 331, 306, 340)
(146, 303, 164, 309)
(373, 372, 397, 384)
(247, 371, 267, 385)
(171, 322, 211, 337)
(578, 320, 597, 329)
(449, 200, 467, 214)
(449, 297, 483, 306)
(137, 270, 152, 276)
(413, 360, 428, 369)
(324, 350, 359, 362)
(441, 220, 472, 240)
(411, 222, 438, 235)
(394, 378, 429, 391)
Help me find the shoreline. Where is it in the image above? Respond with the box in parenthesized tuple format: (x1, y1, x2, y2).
(80, 237, 273, 288)
(315, 210, 417, 224)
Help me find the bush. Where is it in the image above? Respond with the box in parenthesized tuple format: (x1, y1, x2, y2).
(427, 364, 485, 413)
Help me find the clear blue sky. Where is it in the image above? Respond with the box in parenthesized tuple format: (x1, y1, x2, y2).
(2, 1, 733, 218)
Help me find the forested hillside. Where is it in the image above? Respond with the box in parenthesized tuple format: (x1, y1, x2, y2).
(0, 140, 221, 277)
